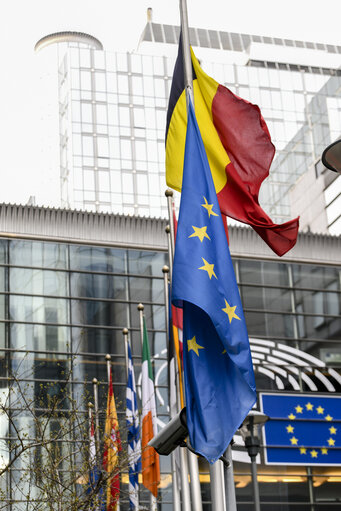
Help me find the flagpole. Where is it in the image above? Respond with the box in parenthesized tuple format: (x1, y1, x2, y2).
(179, 0, 194, 104)
(137, 303, 157, 511)
(88, 402, 97, 511)
(162, 265, 181, 511)
(224, 443, 237, 511)
(178, 1, 214, 509)
(165, 225, 173, 283)
(165, 190, 175, 265)
(122, 328, 129, 381)
(92, 378, 100, 465)
(105, 354, 120, 511)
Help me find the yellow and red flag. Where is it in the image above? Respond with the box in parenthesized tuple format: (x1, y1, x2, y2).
(141, 317, 160, 497)
(166, 43, 299, 257)
(103, 367, 121, 511)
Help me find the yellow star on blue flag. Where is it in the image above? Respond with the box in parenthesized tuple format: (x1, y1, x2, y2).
(172, 100, 256, 463)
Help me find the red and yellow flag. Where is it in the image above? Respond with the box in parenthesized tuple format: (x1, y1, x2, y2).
(103, 367, 121, 511)
(166, 44, 299, 257)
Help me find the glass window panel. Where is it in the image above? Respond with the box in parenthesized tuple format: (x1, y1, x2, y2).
(69, 246, 126, 273)
(96, 104, 107, 125)
(97, 136, 109, 157)
(292, 264, 339, 289)
(119, 106, 130, 127)
(72, 327, 125, 356)
(132, 76, 143, 95)
(133, 108, 145, 128)
(10, 268, 68, 296)
(79, 49, 91, 68)
(116, 54, 128, 72)
(238, 259, 289, 287)
(128, 250, 167, 277)
(71, 100, 81, 122)
(10, 241, 67, 269)
(80, 71, 92, 90)
(117, 74, 129, 93)
(135, 140, 146, 161)
(10, 296, 68, 324)
(82, 135, 94, 157)
(136, 174, 148, 195)
(120, 139, 132, 159)
(71, 273, 127, 300)
(71, 299, 126, 327)
(0, 240, 7, 264)
(83, 170, 94, 190)
(245, 311, 294, 337)
(98, 171, 110, 191)
(10, 323, 69, 354)
(95, 72, 106, 91)
(81, 102, 92, 123)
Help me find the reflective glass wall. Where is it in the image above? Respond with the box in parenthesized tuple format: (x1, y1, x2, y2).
(0, 237, 340, 509)
(58, 45, 341, 226)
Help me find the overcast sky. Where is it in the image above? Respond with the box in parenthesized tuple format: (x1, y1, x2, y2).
(0, 0, 340, 207)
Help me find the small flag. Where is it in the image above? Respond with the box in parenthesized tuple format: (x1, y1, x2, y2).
(261, 393, 341, 465)
(166, 40, 299, 257)
(141, 317, 160, 497)
(172, 100, 256, 463)
(103, 366, 121, 511)
(88, 410, 105, 509)
(126, 341, 141, 509)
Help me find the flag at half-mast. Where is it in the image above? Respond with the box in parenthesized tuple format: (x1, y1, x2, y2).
(103, 366, 121, 511)
(141, 317, 160, 497)
(172, 100, 256, 463)
(126, 341, 141, 510)
(166, 41, 299, 257)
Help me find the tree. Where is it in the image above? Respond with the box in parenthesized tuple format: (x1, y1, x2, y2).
(0, 353, 132, 511)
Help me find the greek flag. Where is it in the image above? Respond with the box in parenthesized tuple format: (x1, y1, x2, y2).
(126, 342, 141, 509)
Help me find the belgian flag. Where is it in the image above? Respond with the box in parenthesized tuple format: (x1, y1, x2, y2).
(166, 42, 299, 257)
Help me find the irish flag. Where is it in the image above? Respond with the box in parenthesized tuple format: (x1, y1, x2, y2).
(141, 317, 160, 497)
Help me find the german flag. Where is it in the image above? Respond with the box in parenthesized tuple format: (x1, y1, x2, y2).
(166, 43, 299, 257)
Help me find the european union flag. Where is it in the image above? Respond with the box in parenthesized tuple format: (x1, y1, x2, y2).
(172, 101, 256, 463)
(261, 393, 341, 465)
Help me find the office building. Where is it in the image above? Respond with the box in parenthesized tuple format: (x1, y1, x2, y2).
(35, 15, 341, 232)
(0, 203, 340, 509)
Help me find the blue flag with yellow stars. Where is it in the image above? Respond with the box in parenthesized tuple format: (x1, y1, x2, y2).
(261, 393, 341, 465)
(172, 100, 256, 464)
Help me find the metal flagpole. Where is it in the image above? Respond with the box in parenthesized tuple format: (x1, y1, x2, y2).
(162, 265, 181, 511)
(92, 378, 100, 464)
(209, 461, 226, 511)
(122, 328, 129, 381)
(104, 355, 120, 511)
(138, 303, 157, 511)
(88, 402, 99, 511)
(223, 444, 237, 511)
(164, 223, 196, 511)
(165, 225, 173, 283)
(165, 190, 175, 264)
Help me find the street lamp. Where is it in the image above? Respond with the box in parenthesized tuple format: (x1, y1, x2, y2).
(322, 139, 341, 174)
(240, 411, 269, 511)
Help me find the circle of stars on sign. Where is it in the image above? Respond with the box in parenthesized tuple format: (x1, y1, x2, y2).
(286, 402, 336, 458)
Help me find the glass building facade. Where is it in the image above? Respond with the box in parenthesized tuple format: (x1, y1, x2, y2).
(0, 206, 340, 509)
(56, 24, 341, 230)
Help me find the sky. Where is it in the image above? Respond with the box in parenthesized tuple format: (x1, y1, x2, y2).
(0, 0, 340, 207)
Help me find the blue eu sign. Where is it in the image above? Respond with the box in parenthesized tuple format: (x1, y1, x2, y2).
(260, 393, 341, 465)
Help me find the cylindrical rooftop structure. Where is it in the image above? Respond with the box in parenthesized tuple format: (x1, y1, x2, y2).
(34, 31, 103, 52)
